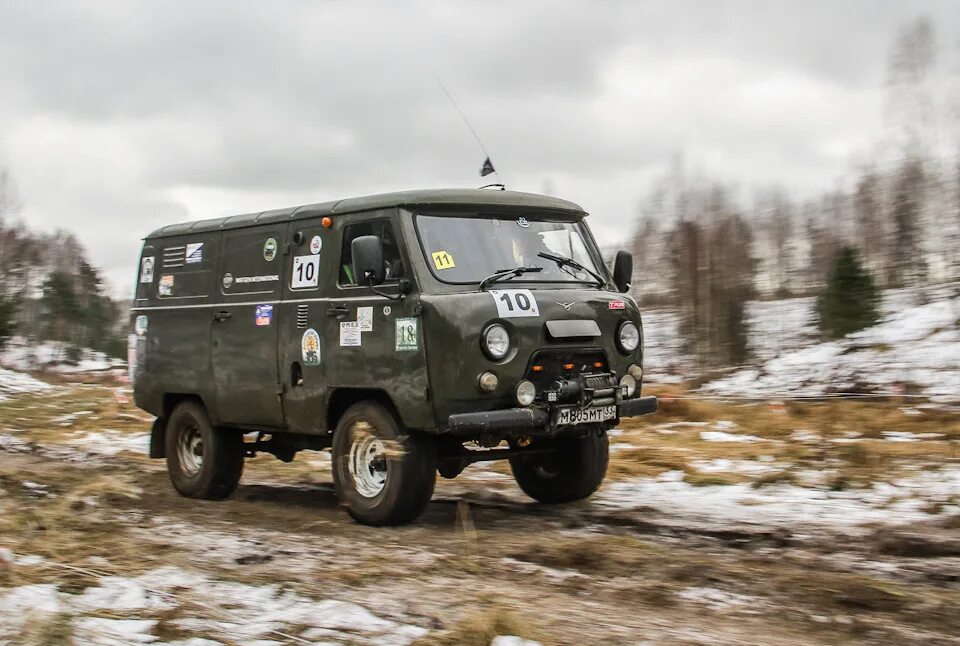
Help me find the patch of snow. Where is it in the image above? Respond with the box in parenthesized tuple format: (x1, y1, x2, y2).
(0, 366, 52, 401)
(73, 617, 158, 644)
(1, 336, 124, 373)
(790, 430, 821, 443)
(677, 586, 759, 609)
(596, 468, 960, 533)
(690, 459, 780, 475)
(699, 431, 761, 443)
(65, 430, 149, 456)
(883, 431, 919, 442)
(492, 637, 544, 646)
(700, 291, 960, 402)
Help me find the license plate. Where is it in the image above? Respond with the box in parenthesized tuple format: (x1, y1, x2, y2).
(557, 405, 616, 426)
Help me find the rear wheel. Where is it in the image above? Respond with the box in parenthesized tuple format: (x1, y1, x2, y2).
(332, 402, 436, 526)
(165, 401, 244, 500)
(509, 432, 609, 503)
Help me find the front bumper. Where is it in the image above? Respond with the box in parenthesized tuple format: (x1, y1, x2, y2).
(445, 395, 658, 436)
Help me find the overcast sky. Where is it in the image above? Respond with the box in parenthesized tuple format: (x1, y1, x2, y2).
(2, 1, 958, 296)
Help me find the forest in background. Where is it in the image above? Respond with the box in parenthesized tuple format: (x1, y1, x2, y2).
(631, 16, 960, 369)
(0, 169, 126, 360)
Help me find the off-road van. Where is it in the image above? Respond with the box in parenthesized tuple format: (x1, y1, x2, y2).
(130, 189, 657, 525)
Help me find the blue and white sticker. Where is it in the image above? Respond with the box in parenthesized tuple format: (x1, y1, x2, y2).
(255, 304, 273, 326)
(186, 242, 204, 264)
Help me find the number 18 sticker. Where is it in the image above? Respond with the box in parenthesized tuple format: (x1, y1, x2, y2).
(489, 289, 540, 318)
(291, 255, 320, 289)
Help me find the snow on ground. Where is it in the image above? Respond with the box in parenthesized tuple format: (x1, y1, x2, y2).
(0, 366, 52, 401)
(1, 336, 124, 373)
(596, 468, 960, 533)
(702, 294, 960, 401)
(642, 285, 960, 401)
(0, 564, 428, 645)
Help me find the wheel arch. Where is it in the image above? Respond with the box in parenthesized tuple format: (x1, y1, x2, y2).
(327, 388, 403, 432)
(151, 393, 209, 459)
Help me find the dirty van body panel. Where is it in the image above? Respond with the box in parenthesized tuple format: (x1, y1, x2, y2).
(323, 210, 432, 430)
(278, 216, 335, 435)
(209, 228, 285, 428)
(419, 288, 642, 429)
(131, 235, 220, 419)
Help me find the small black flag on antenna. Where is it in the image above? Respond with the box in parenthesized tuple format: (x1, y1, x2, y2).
(480, 157, 496, 177)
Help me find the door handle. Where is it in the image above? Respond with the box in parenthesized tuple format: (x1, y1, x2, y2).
(327, 304, 349, 318)
(213, 310, 233, 322)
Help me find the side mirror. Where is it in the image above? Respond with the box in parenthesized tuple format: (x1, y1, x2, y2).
(612, 250, 633, 293)
(352, 235, 384, 286)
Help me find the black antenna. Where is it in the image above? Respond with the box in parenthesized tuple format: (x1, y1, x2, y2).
(437, 78, 503, 187)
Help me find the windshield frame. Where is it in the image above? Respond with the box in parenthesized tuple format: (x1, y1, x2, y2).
(411, 209, 611, 288)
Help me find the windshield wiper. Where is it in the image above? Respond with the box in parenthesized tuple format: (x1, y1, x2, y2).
(479, 266, 544, 290)
(537, 252, 605, 287)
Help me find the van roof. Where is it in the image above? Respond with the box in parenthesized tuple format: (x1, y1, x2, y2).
(145, 188, 587, 239)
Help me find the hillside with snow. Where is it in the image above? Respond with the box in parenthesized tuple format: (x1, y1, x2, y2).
(643, 286, 960, 402)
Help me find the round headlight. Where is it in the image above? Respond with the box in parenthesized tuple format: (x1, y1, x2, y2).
(482, 324, 510, 360)
(515, 380, 536, 406)
(617, 321, 640, 354)
(619, 374, 636, 398)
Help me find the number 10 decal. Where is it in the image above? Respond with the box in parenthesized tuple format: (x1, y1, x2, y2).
(291, 255, 320, 289)
(489, 289, 540, 318)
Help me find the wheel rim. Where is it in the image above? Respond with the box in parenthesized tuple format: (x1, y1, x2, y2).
(177, 423, 204, 477)
(348, 429, 388, 498)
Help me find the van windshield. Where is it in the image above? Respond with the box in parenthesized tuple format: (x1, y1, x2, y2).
(415, 214, 603, 285)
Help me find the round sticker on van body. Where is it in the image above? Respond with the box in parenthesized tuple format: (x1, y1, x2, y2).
(263, 238, 278, 262)
(301, 328, 320, 366)
(310, 235, 322, 254)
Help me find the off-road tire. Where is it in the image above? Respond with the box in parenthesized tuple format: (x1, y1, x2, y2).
(332, 402, 436, 526)
(165, 400, 244, 500)
(509, 432, 609, 503)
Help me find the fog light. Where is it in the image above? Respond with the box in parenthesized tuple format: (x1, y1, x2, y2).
(479, 371, 498, 392)
(619, 374, 636, 398)
(515, 380, 536, 406)
(628, 364, 643, 381)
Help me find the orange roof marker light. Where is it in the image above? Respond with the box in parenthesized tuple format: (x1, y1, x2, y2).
(531, 365, 544, 373)
(321, 216, 333, 228)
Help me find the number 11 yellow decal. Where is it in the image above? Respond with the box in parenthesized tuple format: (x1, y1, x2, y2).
(431, 250, 456, 270)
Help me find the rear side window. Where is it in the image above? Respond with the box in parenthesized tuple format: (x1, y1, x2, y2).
(219, 230, 283, 296)
(338, 221, 405, 286)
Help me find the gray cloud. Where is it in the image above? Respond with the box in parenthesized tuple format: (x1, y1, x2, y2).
(1, 0, 958, 293)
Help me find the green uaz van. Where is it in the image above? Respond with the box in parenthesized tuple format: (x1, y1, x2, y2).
(130, 189, 656, 525)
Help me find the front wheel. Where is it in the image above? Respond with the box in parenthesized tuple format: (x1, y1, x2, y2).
(331, 402, 436, 526)
(509, 432, 609, 503)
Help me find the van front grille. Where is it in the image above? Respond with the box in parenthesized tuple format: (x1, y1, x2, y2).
(296, 304, 308, 329)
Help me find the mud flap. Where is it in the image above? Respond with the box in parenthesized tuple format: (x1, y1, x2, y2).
(149, 417, 168, 458)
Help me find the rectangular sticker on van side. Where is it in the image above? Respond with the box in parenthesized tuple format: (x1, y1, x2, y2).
(158, 274, 174, 297)
(340, 321, 361, 346)
(140, 257, 155, 283)
(255, 304, 273, 326)
(186, 242, 204, 264)
(292, 255, 320, 289)
(489, 289, 539, 318)
(395, 317, 418, 351)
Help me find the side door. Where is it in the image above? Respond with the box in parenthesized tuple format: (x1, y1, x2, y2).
(324, 214, 423, 397)
(210, 228, 285, 427)
(279, 219, 337, 434)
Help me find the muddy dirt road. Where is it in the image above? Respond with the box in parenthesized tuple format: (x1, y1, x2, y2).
(2, 384, 960, 644)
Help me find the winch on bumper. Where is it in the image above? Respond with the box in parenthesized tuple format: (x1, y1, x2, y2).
(445, 371, 658, 436)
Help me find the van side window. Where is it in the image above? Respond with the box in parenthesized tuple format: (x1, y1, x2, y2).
(339, 221, 404, 286)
